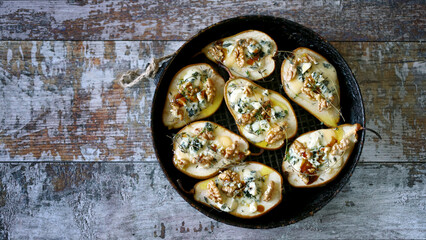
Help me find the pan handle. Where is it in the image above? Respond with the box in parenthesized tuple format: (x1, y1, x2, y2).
(153, 58, 173, 86)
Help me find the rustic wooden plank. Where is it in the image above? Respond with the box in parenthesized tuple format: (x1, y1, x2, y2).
(0, 0, 424, 41)
(0, 41, 424, 162)
(0, 162, 424, 239)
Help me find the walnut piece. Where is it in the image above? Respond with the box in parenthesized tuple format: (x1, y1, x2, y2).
(194, 128, 215, 140)
(265, 123, 288, 144)
(205, 77, 216, 103)
(293, 140, 312, 159)
(301, 75, 333, 112)
(234, 45, 245, 68)
(170, 101, 183, 120)
(330, 138, 350, 156)
(209, 43, 225, 62)
(243, 85, 253, 96)
(262, 181, 275, 202)
(284, 63, 296, 82)
(207, 180, 223, 204)
(237, 109, 257, 125)
(191, 154, 214, 168)
(224, 141, 238, 158)
(218, 170, 243, 197)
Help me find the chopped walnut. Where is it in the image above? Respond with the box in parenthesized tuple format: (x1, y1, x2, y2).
(198, 154, 214, 168)
(296, 53, 317, 65)
(194, 128, 215, 140)
(237, 109, 257, 125)
(170, 101, 183, 120)
(218, 170, 243, 197)
(284, 63, 296, 82)
(262, 181, 275, 202)
(234, 45, 245, 68)
(331, 138, 350, 156)
(265, 123, 288, 144)
(191, 154, 214, 168)
(293, 140, 312, 159)
(243, 85, 253, 96)
(209, 43, 225, 62)
(175, 157, 188, 168)
(301, 75, 333, 111)
(224, 141, 238, 158)
(205, 77, 216, 103)
(305, 54, 318, 64)
(207, 180, 223, 204)
(318, 96, 332, 111)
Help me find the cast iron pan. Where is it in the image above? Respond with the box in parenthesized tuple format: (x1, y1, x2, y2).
(151, 15, 365, 228)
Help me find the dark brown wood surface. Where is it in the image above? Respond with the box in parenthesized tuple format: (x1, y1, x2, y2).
(0, 1, 425, 239)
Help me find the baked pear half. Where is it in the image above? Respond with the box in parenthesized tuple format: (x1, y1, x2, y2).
(163, 63, 225, 129)
(282, 123, 361, 188)
(202, 30, 277, 81)
(224, 78, 297, 150)
(173, 121, 251, 179)
(194, 161, 283, 218)
(281, 47, 340, 127)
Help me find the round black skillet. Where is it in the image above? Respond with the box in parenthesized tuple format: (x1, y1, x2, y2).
(151, 15, 365, 228)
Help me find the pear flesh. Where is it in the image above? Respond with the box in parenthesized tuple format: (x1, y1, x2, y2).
(173, 121, 251, 179)
(203, 30, 277, 81)
(224, 78, 298, 150)
(163, 63, 225, 129)
(282, 124, 361, 188)
(281, 47, 340, 127)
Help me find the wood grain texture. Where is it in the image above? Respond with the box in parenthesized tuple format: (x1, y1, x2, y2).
(1, 41, 424, 162)
(0, 162, 424, 239)
(0, 0, 424, 41)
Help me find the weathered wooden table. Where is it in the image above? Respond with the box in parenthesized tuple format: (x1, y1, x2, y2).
(0, 1, 425, 239)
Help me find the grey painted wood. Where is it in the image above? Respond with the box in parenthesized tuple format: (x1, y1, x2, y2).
(0, 162, 424, 239)
(0, 1, 424, 238)
(0, 41, 424, 163)
(0, 0, 424, 41)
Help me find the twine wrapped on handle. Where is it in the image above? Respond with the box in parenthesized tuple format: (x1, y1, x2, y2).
(118, 53, 175, 88)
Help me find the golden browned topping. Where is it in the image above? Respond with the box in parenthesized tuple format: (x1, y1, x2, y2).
(205, 77, 216, 103)
(301, 75, 334, 111)
(262, 181, 275, 202)
(265, 123, 288, 144)
(283, 64, 296, 82)
(285, 53, 318, 82)
(224, 141, 238, 158)
(170, 101, 183, 120)
(293, 140, 312, 159)
(191, 154, 214, 168)
(305, 54, 318, 64)
(209, 43, 225, 62)
(237, 109, 257, 125)
(331, 138, 350, 156)
(207, 180, 223, 203)
(237, 100, 271, 125)
(242, 85, 253, 96)
(318, 95, 334, 111)
(194, 127, 215, 140)
(218, 170, 243, 197)
(234, 45, 245, 67)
